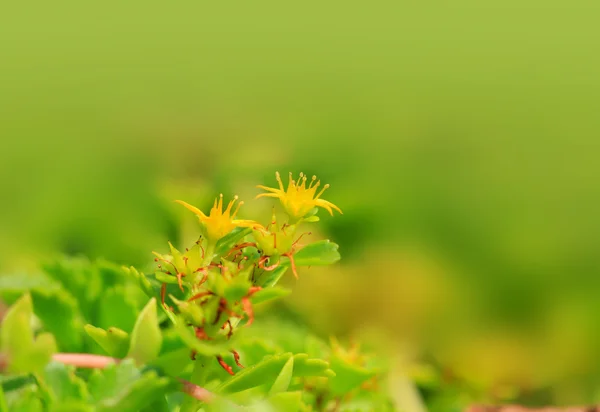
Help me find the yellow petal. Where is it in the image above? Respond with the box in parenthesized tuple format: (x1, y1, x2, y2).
(232, 219, 264, 230)
(315, 199, 343, 215)
(175, 200, 208, 219)
(256, 185, 282, 194)
(255, 193, 281, 200)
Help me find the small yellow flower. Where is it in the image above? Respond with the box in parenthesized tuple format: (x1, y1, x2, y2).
(256, 172, 342, 222)
(330, 336, 367, 366)
(176, 194, 259, 242)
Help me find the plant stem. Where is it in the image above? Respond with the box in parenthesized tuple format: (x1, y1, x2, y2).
(0, 384, 8, 412)
(51, 353, 214, 403)
(180, 356, 210, 412)
(52, 353, 118, 369)
(178, 377, 213, 403)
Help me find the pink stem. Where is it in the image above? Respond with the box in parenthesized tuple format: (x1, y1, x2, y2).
(177, 378, 214, 403)
(52, 353, 214, 403)
(52, 353, 118, 369)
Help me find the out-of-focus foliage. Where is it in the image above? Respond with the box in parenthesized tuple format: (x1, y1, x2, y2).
(0, 178, 394, 411)
(1, 1, 600, 410)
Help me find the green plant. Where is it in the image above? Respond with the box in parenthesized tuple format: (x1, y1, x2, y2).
(0, 173, 393, 411)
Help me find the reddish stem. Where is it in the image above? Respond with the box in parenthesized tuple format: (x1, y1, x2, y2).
(52, 353, 118, 369)
(178, 378, 214, 402)
(51, 353, 214, 403)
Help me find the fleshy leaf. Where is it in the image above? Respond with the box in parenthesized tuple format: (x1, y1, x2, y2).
(168, 242, 186, 271)
(0, 294, 56, 374)
(84, 325, 130, 358)
(223, 278, 251, 302)
(0, 384, 7, 412)
(328, 354, 376, 394)
(217, 352, 332, 395)
(217, 353, 294, 394)
(250, 287, 291, 305)
(88, 360, 170, 412)
(43, 362, 89, 404)
(127, 298, 162, 365)
(150, 347, 191, 377)
(291, 240, 341, 267)
(268, 356, 294, 395)
(292, 354, 335, 378)
(122, 266, 154, 299)
(0, 272, 55, 295)
(266, 392, 305, 411)
(170, 296, 204, 326)
(174, 318, 233, 357)
(96, 287, 139, 333)
(204, 397, 243, 412)
(5, 385, 43, 412)
(256, 266, 288, 288)
(42, 258, 102, 319)
(31, 288, 84, 352)
(215, 227, 253, 256)
(154, 272, 180, 285)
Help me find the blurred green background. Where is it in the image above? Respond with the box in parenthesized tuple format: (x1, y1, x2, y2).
(2, 1, 600, 409)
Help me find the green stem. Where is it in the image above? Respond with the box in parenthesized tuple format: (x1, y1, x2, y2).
(0, 384, 8, 412)
(32, 373, 52, 407)
(180, 356, 211, 412)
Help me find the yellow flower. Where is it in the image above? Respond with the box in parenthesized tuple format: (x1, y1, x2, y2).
(256, 172, 342, 222)
(176, 194, 259, 242)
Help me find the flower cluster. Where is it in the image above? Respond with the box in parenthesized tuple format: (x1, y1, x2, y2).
(153, 172, 341, 373)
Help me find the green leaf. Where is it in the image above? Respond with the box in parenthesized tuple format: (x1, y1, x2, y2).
(257, 266, 288, 288)
(174, 318, 233, 357)
(217, 353, 293, 394)
(127, 298, 162, 365)
(96, 287, 139, 332)
(223, 278, 251, 302)
(5, 385, 43, 412)
(84, 325, 130, 358)
(204, 397, 243, 412)
(304, 335, 328, 359)
(0, 272, 55, 295)
(88, 360, 170, 412)
(150, 347, 191, 377)
(328, 354, 375, 394)
(49, 402, 94, 412)
(122, 266, 154, 298)
(43, 362, 89, 404)
(219, 351, 330, 396)
(42, 258, 102, 319)
(0, 384, 7, 412)
(0, 294, 56, 374)
(250, 287, 291, 305)
(142, 396, 171, 412)
(31, 288, 83, 352)
(215, 227, 252, 256)
(170, 295, 204, 325)
(268, 356, 294, 395)
(292, 354, 335, 378)
(266, 392, 305, 411)
(168, 242, 186, 271)
(292, 240, 341, 267)
(96, 260, 127, 289)
(238, 339, 281, 367)
(154, 272, 180, 285)
(0, 375, 35, 392)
